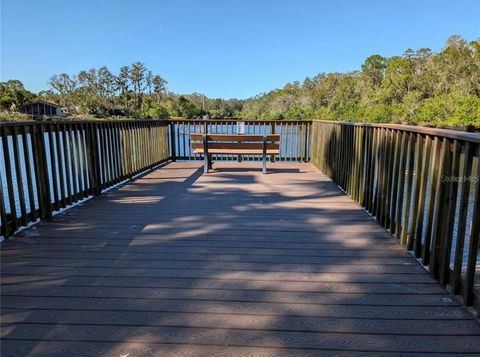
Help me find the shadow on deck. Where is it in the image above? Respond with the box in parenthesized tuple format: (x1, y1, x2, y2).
(1, 162, 480, 356)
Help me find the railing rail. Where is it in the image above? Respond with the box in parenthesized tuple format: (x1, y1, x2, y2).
(310, 120, 480, 307)
(0, 120, 169, 237)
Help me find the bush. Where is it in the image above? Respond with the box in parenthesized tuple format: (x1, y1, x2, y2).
(414, 95, 453, 126)
(449, 95, 480, 127)
(284, 106, 313, 119)
(363, 105, 383, 123)
(0, 111, 32, 122)
(414, 93, 480, 128)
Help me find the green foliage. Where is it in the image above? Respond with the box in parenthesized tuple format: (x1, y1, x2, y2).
(361, 55, 387, 86)
(41, 62, 241, 120)
(284, 106, 312, 120)
(414, 93, 480, 127)
(414, 95, 453, 126)
(451, 95, 480, 127)
(239, 35, 480, 129)
(0, 80, 34, 111)
(2, 35, 479, 129)
(362, 104, 395, 123)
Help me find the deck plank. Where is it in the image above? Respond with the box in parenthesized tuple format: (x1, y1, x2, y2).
(1, 162, 479, 356)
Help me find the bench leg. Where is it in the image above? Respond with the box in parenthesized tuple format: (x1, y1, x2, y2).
(203, 135, 209, 173)
(204, 154, 209, 173)
(262, 135, 267, 174)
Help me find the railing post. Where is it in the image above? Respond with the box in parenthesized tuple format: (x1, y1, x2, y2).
(429, 138, 453, 277)
(1, 126, 17, 234)
(203, 134, 209, 173)
(262, 134, 267, 174)
(0, 176, 7, 238)
(270, 122, 276, 163)
(32, 124, 52, 219)
(169, 121, 176, 162)
(464, 164, 480, 305)
(86, 123, 102, 196)
(451, 142, 474, 294)
(303, 122, 310, 162)
(438, 140, 460, 284)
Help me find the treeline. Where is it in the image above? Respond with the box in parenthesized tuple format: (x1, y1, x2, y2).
(0, 62, 242, 119)
(1, 35, 479, 128)
(42, 62, 243, 119)
(240, 35, 480, 128)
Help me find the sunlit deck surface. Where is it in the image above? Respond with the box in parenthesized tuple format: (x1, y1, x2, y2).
(1, 162, 480, 356)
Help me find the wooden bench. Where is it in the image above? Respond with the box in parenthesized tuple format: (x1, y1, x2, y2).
(190, 133, 280, 174)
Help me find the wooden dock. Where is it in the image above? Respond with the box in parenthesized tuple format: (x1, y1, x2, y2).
(1, 162, 480, 356)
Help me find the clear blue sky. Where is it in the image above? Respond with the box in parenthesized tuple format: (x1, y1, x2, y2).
(1, 0, 479, 99)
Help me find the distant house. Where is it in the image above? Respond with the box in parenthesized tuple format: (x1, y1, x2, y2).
(21, 100, 66, 116)
(108, 106, 126, 116)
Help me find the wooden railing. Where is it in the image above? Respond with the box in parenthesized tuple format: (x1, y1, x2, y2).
(0, 119, 310, 239)
(169, 119, 311, 162)
(1, 117, 478, 308)
(0, 120, 169, 237)
(311, 120, 480, 307)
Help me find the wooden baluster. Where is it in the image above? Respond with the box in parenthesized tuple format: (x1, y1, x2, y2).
(439, 140, 460, 284)
(34, 124, 51, 219)
(54, 124, 66, 206)
(62, 124, 72, 204)
(401, 133, 415, 245)
(423, 137, 441, 264)
(0, 174, 7, 238)
(413, 135, 432, 257)
(11, 126, 27, 226)
(2, 126, 17, 233)
(389, 130, 401, 233)
(47, 124, 59, 211)
(463, 152, 480, 305)
(394, 132, 408, 239)
(21, 125, 36, 220)
(451, 143, 474, 294)
(429, 138, 452, 276)
(407, 134, 424, 251)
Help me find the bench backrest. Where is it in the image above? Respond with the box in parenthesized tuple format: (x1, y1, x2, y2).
(190, 133, 280, 151)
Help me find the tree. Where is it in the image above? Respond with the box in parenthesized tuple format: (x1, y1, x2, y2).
(403, 48, 415, 59)
(145, 71, 153, 94)
(129, 61, 147, 110)
(381, 56, 415, 103)
(97, 66, 117, 111)
(152, 75, 167, 99)
(0, 80, 34, 111)
(37, 90, 58, 103)
(361, 55, 387, 87)
(116, 65, 130, 112)
(48, 73, 77, 107)
(117, 65, 130, 94)
(176, 96, 197, 118)
(76, 68, 100, 114)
